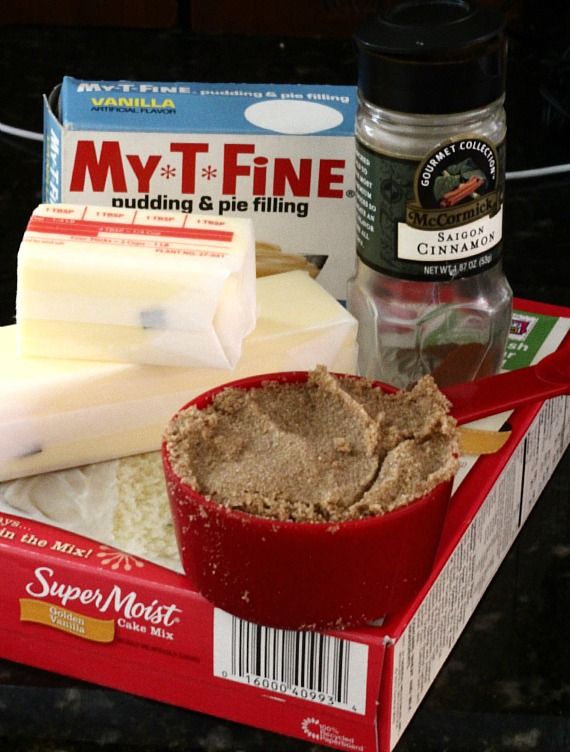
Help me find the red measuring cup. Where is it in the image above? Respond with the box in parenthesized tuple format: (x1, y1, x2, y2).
(162, 343, 570, 631)
(162, 371, 453, 631)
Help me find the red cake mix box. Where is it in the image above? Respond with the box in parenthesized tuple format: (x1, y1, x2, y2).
(0, 297, 568, 752)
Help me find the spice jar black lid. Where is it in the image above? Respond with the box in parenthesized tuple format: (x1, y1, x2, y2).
(356, 0, 507, 114)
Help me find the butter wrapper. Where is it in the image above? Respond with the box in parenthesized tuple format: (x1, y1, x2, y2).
(16, 203, 256, 368)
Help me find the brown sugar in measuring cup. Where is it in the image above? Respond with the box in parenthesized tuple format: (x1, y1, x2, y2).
(162, 369, 459, 630)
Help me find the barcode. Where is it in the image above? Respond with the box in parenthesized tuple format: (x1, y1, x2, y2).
(213, 609, 368, 714)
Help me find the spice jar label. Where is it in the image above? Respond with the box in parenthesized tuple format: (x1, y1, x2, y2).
(356, 137, 505, 282)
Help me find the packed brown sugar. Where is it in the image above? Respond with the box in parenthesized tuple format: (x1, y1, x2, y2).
(164, 367, 460, 523)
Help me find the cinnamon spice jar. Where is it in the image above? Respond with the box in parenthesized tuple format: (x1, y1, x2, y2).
(347, 0, 513, 388)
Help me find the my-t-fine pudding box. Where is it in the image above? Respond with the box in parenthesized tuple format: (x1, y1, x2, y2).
(43, 77, 357, 300)
(0, 298, 569, 752)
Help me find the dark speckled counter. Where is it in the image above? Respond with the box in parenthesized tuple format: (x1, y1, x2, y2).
(0, 18, 569, 752)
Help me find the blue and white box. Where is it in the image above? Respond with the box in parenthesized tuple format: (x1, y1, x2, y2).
(43, 77, 357, 299)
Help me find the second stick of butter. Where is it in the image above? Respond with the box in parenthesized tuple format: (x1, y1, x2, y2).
(16, 204, 256, 368)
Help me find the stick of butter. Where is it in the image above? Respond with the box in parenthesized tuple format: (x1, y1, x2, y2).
(1, 271, 358, 481)
(16, 204, 256, 368)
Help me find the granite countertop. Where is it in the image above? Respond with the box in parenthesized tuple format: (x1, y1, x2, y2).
(0, 19, 569, 752)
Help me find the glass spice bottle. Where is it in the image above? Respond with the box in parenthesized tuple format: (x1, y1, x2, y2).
(347, 0, 513, 388)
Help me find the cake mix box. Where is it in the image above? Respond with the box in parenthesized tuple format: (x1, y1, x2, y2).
(0, 298, 569, 752)
(43, 77, 357, 300)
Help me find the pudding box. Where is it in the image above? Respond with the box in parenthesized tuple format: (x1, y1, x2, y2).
(43, 77, 357, 301)
(0, 296, 569, 752)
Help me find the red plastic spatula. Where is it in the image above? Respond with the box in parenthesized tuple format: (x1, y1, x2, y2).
(443, 342, 570, 424)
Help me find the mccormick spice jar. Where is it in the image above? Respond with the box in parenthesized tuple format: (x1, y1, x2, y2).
(347, 0, 513, 388)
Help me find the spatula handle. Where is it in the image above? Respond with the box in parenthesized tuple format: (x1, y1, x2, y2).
(443, 342, 570, 424)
